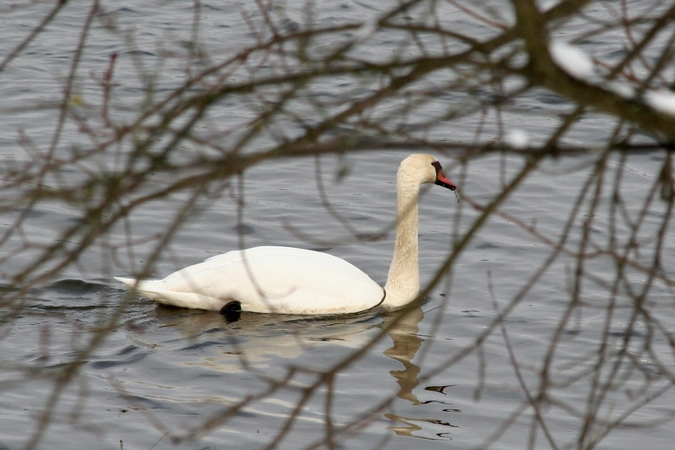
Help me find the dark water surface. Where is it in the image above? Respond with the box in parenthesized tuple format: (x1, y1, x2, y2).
(1, 1, 675, 449)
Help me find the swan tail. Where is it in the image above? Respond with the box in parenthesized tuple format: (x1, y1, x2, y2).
(114, 277, 223, 311)
(114, 276, 138, 288)
(115, 277, 164, 297)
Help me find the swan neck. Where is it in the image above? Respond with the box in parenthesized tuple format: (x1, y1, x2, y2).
(383, 175, 420, 309)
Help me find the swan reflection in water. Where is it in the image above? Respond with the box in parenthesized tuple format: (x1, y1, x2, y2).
(126, 302, 455, 439)
(384, 306, 424, 405)
(383, 306, 458, 439)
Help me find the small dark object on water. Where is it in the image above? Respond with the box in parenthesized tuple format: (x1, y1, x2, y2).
(220, 300, 242, 322)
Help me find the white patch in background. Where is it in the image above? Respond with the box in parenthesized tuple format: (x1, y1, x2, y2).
(505, 129, 529, 148)
(607, 82, 635, 99)
(644, 90, 675, 116)
(538, 0, 561, 12)
(549, 41, 595, 81)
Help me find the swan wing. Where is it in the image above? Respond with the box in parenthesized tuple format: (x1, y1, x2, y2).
(117, 246, 384, 314)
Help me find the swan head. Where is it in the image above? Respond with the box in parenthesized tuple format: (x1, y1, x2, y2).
(399, 154, 456, 191)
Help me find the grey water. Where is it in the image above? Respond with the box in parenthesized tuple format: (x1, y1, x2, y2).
(1, 1, 674, 449)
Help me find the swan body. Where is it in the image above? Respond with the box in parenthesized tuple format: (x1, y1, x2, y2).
(116, 154, 456, 315)
(116, 246, 384, 314)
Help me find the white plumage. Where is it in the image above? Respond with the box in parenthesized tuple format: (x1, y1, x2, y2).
(116, 154, 456, 315)
(116, 246, 383, 314)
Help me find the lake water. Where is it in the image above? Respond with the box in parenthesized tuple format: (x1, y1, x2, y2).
(1, 1, 675, 449)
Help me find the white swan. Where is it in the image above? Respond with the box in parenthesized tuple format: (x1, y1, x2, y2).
(116, 154, 456, 315)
